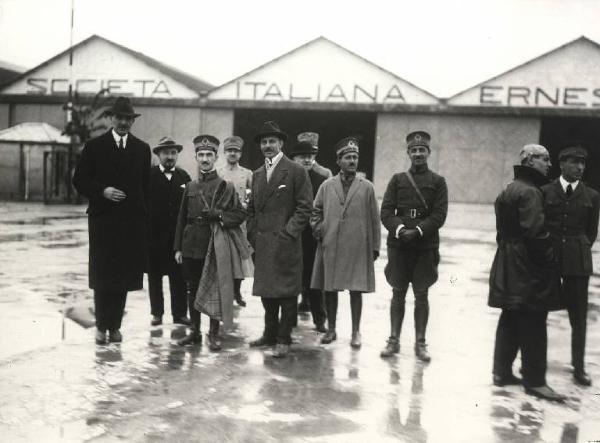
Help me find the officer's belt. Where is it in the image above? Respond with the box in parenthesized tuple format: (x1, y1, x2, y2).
(396, 208, 428, 219)
(187, 217, 211, 226)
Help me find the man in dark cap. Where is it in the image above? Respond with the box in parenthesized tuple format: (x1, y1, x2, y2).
(290, 140, 328, 333)
(311, 136, 380, 349)
(488, 143, 565, 402)
(542, 144, 599, 386)
(147, 136, 191, 327)
(380, 131, 448, 362)
(174, 135, 248, 350)
(73, 96, 151, 344)
(297, 131, 333, 179)
(247, 121, 312, 358)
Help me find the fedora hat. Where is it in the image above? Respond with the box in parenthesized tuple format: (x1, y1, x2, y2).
(289, 141, 317, 157)
(152, 136, 183, 155)
(254, 121, 288, 143)
(106, 96, 141, 118)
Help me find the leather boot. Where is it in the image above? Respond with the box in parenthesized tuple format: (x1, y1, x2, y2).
(207, 319, 222, 351)
(321, 291, 338, 344)
(350, 292, 362, 349)
(177, 308, 201, 346)
(380, 292, 405, 358)
(414, 291, 430, 362)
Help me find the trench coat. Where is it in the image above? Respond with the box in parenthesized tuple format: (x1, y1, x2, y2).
(310, 174, 381, 293)
(488, 165, 561, 311)
(247, 155, 313, 298)
(72, 129, 151, 291)
(541, 179, 599, 277)
(148, 166, 191, 275)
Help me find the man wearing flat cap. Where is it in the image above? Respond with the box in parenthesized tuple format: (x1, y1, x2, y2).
(217, 135, 253, 308)
(247, 121, 313, 358)
(488, 143, 565, 402)
(174, 135, 249, 351)
(380, 131, 447, 362)
(290, 140, 328, 333)
(146, 137, 191, 327)
(73, 96, 151, 345)
(542, 144, 599, 386)
(311, 136, 381, 349)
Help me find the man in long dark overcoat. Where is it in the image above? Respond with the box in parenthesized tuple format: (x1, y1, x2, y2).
(488, 143, 565, 402)
(542, 145, 600, 386)
(247, 121, 313, 358)
(73, 96, 151, 344)
(147, 136, 191, 327)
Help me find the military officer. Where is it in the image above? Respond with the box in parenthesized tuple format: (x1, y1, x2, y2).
(542, 144, 600, 386)
(379, 131, 448, 362)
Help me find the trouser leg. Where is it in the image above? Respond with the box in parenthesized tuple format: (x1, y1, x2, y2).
(168, 267, 188, 319)
(277, 297, 297, 345)
(493, 309, 519, 377)
(308, 289, 327, 327)
(565, 276, 589, 371)
(324, 291, 338, 332)
(93, 290, 110, 331)
(390, 286, 408, 340)
(108, 291, 127, 330)
(186, 281, 201, 334)
(261, 298, 279, 341)
(209, 318, 220, 336)
(350, 291, 363, 334)
(519, 310, 547, 388)
(147, 272, 164, 317)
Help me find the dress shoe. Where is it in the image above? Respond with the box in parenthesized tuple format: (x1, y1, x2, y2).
(95, 329, 107, 345)
(493, 373, 522, 387)
(177, 332, 202, 346)
(108, 330, 122, 343)
(350, 332, 362, 349)
(207, 334, 222, 351)
(574, 369, 592, 386)
(320, 330, 337, 344)
(151, 316, 162, 326)
(272, 343, 290, 358)
(415, 342, 431, 362)
(525, 385, 566, 402)
(173, 316, 191, 326)
(234, 295, 247, 307)
(314, 323, 327, 333)
(249, 336, 276, 347)
(380, 337, 400, 358)
(297, 300, 310, 313)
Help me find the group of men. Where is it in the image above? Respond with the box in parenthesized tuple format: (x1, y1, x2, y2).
(73, 96, 597, 399)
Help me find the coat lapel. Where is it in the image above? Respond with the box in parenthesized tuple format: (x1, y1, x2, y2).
(342, 176, 361, 215)
(258, 156, 289, 211)
(333, 175, 345, 206)
(552, 179, 566, 201)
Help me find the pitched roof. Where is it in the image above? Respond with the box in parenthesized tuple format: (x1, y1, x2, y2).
(1, 34, 213, 95)
(0, 122, 71, 144)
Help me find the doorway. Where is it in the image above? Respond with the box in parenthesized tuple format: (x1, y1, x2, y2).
(233, 109, 377, 179)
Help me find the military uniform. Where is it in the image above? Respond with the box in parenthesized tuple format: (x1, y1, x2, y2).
(380, 131, 448, 361)
(542, 146, 600, 384)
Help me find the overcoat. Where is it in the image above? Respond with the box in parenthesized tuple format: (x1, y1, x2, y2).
(72, 129, 151, 291)
(301, 169, 327, 286)
(541, 179, 599, 276)
(148, 165, 191, 275)
(488, 165, 561, 311)
(247, 155, 313, 298)
(310, 174, 381, 293)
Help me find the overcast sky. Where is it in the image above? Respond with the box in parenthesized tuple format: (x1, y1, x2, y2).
(1, 0, 599, 97)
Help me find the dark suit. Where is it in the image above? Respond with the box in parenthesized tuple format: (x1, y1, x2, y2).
(73, 129, 151, 331)
(247, 154, 312, 344)
(147, 165, 191, 320)
(542, 178, 600, 371)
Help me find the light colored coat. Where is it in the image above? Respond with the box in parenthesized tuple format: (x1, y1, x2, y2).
(310, 174, 381, 292)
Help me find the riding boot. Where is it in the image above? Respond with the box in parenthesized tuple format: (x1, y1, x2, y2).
(207, 318, 222, 351)
(321, 291, 338, 344)
(414, 290, 430, 362)
(177, 283, 202, 346)
(381, 291, 405, 357)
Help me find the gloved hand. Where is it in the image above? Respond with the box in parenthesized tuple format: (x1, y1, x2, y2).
(373, 250, 379, 260)
(206, 208, 222, 222)
(399, 228, 419, 243)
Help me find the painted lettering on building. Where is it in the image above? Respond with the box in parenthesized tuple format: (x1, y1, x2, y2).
(233, 81, 406, 103)
(24, 78, 172, 97)
(479, 85, 600, 107)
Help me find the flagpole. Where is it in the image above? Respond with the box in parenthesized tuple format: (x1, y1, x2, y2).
(66, 0, 75, 203)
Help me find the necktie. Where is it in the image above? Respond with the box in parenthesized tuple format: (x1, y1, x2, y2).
(119, 137, 124, 149)
(566, 184, 573, 197)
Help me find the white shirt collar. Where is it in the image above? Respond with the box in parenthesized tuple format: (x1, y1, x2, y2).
(159, 164, 174, 173)
(559, 175, 579, 192)
(112, 129, 128, 148)
(265, 151, 283, 169)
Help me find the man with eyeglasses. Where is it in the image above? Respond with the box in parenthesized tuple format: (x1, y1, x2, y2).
(488, 144, 565, 402)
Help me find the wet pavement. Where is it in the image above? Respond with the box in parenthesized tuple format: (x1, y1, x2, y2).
(0, 201, 598, 443)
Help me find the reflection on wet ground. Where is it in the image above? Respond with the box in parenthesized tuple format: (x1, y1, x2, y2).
(0, 203, 599, 442)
